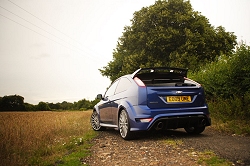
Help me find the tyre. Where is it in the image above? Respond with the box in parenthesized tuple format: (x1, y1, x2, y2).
(119, 109, 134, 140)
(184, 126, 205, 134)
(90, 111, 105, 131)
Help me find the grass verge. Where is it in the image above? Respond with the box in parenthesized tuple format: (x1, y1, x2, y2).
(211, 118, 250, 136)
(208, 99, 250, 136)
(197, 150, 233, 166)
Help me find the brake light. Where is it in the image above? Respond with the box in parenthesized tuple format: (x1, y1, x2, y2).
(134, 77, 145, 87)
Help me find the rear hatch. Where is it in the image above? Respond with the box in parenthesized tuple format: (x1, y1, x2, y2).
(132, 67, 205, 109)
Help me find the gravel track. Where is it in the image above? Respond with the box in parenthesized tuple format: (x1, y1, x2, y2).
(85, 127, 250, 166)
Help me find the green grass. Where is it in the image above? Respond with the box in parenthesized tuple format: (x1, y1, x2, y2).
(197, 150, 232, 166)
(162, 138, 183, 148)
(53, 131, 96, 166)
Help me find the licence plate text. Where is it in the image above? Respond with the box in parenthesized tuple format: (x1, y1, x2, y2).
(167, 96, 191, 102)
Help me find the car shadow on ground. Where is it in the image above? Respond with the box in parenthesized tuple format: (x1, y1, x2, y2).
(137, 129, 211, 140)
(101, 128, 211, 141)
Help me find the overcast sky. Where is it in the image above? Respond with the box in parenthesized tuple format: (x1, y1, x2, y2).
(0, 0, 249, 104)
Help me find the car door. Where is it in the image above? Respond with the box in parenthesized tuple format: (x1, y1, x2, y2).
(110, 77, 132, 125)
(99, 79, 119, 123)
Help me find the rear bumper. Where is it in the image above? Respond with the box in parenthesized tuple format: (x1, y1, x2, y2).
(148, 114, 211, 131)
(128, 105, 211, 131)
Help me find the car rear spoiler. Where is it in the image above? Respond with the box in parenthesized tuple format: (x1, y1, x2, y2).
(131, 67, 188, 78)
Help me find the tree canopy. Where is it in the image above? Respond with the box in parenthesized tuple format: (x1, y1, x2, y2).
(100, 0, 237, 82)
(0, 95, 25, 111)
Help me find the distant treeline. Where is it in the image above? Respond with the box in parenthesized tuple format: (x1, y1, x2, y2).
(0, 95, 100, 111)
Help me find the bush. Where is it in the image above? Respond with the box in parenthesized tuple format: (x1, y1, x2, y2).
(190, 44, 250, 98)
(189, 44, 250, 121)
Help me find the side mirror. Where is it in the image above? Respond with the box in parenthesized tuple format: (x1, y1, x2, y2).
(96, 94, 103, 99)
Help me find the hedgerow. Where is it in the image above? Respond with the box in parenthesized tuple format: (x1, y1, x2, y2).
(190, 44, 250, 121)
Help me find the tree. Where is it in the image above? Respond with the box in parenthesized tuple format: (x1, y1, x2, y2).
(24, 103, 36, 111)
(48, 102, 61, 110)
(100, 0, 237, 82)
(0, 95, 25, 111)
(75, 99, 89, 110)
(36, 102, 51, 111)
(60, 101, 73, 110)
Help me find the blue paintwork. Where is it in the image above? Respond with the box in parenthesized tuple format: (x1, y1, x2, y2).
(93, 67, 211, 132)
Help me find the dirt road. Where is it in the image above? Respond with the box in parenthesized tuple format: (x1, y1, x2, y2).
(85, 127, 250, 166)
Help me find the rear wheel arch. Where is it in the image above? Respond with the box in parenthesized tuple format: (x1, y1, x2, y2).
(117, 100, 134, 119)
(92, 108, 99, 116)
(117, 105, 126, 122)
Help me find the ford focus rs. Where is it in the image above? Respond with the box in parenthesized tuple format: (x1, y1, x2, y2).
(91, 67, 211, 140)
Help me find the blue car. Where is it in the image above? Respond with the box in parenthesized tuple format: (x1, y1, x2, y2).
(91, 67, 211, 139)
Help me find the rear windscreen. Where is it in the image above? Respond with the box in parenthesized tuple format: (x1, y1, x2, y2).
(136, 73, 196, 87)
(133, 67, 197, 87)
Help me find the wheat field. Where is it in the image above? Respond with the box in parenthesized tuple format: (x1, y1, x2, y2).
(0, 111, 94, 166)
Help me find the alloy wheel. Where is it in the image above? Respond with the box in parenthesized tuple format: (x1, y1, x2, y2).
(119, 110, 129, 138)
(90, 111, 102, 131)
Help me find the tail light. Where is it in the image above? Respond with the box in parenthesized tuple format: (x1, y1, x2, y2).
(134, 77, 146, 87)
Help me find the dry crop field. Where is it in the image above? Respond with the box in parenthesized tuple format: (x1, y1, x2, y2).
(0, 111, 95, 166)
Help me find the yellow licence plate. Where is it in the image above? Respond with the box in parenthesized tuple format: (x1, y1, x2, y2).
(167, 96, 191, 102)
